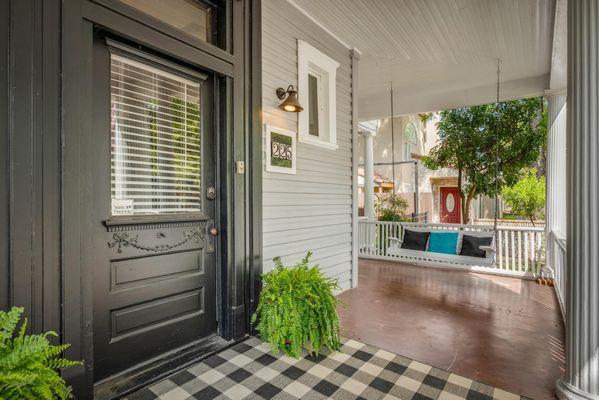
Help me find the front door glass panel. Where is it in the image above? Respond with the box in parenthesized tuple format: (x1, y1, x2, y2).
(110, 54, 202, 215)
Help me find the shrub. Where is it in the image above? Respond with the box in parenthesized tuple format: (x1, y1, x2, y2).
(501, 168, 546, 226)
(0, 307, 80, 400)
(375, 193, 409, 221)
(251, 252, 341, 358)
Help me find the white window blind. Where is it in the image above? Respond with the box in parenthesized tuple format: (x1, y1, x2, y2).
(110, 54, 202, 215)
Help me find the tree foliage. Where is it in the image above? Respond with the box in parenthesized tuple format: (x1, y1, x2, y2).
(251, 252, 341, 358)
(501, 169, 546, 225)
(375, 193, 409, 221)
(0, 307, 80, 400)
(422, 97, 546, 223)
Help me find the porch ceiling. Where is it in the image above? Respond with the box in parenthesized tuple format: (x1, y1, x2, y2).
(288, 0, 557, 120)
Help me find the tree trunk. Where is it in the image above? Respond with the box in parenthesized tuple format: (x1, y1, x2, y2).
(462, 185, 477, 224)
(463, 196, 472, 224)
(457, 167, 466, 224)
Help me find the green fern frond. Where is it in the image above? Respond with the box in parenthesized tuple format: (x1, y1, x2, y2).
(0, 307, 81, 400)
(0, 307, 23, 347)
(252, 252, 341, 358)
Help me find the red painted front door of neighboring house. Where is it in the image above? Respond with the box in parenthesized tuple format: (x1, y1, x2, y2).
(440, 187, 461, 224)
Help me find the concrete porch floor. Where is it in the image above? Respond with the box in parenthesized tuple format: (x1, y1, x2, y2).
(338, 259, 565, 400)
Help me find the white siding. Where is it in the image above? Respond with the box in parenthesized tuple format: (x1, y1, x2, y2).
(262, 0, 354, 291)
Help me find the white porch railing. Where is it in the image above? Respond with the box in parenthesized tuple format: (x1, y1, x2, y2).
(473, 218, 545, 229)
(547, 229, 567, 316)
(358, 221, 545, 278)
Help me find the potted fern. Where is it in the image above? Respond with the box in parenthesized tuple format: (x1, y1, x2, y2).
(251, 251, 341, 358)
(0, 307, 81, 399)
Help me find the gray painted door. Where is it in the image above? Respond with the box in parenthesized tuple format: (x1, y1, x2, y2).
(90, 35, 217, 381)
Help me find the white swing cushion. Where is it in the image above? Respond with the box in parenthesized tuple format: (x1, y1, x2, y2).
(387, 247, 494, 267)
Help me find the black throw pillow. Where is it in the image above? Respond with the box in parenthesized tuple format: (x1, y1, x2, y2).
(400, 229, 430, 251)
(460, 235, 493, 258)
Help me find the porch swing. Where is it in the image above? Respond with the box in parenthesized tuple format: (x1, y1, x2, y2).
(386, 60, 503, 271)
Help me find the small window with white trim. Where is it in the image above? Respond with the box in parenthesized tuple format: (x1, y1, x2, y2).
(298, 40, 339, 150)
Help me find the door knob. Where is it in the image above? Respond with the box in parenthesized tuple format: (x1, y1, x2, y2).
(209, 227, 218, 236)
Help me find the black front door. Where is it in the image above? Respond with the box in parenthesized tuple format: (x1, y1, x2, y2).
(89, 35, 218, 382)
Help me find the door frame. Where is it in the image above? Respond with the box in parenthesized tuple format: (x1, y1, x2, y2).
(60, 0, 262, 398)
(439, 186, 461, 224)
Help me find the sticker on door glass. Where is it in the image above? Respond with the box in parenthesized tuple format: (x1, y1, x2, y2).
(445, 193, 455, 213)
(112, 199, 134, 216)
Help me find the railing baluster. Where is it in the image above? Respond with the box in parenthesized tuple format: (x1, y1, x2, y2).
(531, 232, 536, 272)
(535, 231, 543, 271)
(504, 230, 509, 270)
(532, 231, 537, 270)
(516, 230, 522, 272)
(509, 230, 515, 271)
(495, 230, 503, 269)
(524, 231, 529, 272)
(376, 223, 380, 256)
(383, 223, 388, 256)
(367, 222, 371, 255)
(380, 223, 383, 256)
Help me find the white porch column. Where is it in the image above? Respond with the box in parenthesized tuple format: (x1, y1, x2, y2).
(546, 94, 567, 236)
(556, 0, 599, 398)
(351, 48, 361, 289)
(362, 130, 376, 222)
(545, 94, 567, 312)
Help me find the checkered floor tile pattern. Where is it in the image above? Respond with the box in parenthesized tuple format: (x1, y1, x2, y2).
(125, 337, 524, 400)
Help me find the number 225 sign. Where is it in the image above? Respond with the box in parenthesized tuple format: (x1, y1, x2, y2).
(265, 125, 296, 174)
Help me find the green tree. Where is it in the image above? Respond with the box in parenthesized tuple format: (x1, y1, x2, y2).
(422, 98, 546, 223)
(501, 169, 546, 226)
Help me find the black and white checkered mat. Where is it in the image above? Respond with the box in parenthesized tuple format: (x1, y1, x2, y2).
(125, 337, 523, 400)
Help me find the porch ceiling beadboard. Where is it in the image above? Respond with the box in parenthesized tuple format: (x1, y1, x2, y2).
(288, 0, 555, 119)
(262, 0, 354, 290)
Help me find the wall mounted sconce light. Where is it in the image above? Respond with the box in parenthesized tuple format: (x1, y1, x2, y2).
(276, 85, 303, 112)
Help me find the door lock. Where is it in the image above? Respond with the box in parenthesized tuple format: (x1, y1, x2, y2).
(206, 186, 216, 200)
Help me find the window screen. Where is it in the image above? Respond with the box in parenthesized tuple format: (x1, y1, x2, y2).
(110, 54, 202, 215)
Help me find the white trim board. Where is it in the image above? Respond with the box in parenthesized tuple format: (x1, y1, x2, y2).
(286, 0, 354, 51)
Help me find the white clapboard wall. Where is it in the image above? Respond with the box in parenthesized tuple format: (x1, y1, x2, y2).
(261, 0, 355, 291)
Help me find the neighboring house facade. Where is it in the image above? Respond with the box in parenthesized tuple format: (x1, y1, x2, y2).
(358, 114, 461, 223)
(359, 113, 499, 223)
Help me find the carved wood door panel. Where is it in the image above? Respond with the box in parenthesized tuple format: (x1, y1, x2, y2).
(89, 35, 217, 382)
